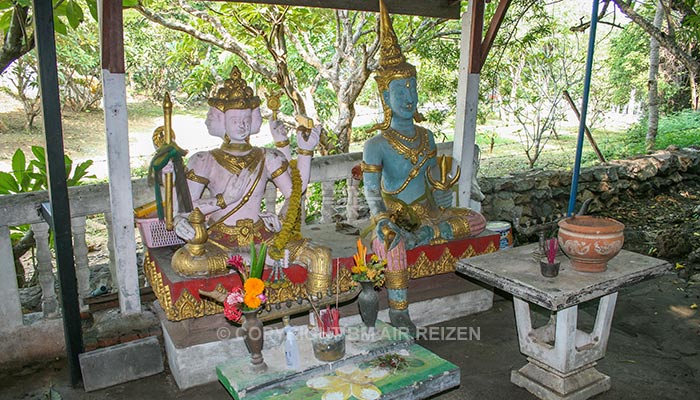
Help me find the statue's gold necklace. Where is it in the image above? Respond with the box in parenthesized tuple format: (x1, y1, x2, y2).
(383, 127, 430, 164)
(381, 126, 437, 195)
(210, 147, 263, 175)
(221, 141, 253, 152)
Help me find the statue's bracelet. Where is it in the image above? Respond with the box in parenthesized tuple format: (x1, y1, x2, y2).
(297, 148, 314, 156)
(215, 193, 227, 209)
(274, 139, 290, 148)
(371, 212, 392, 226)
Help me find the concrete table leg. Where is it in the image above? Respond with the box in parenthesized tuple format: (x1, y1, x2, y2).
(510, 293, 618, 400)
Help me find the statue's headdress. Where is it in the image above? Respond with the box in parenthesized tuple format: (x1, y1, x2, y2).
(208, 66, 261, 112)
(369, 0, 420, 132)
(374, 0, 416, 92)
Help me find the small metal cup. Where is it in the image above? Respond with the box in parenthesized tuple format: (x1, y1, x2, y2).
(540, 260, 560, 278)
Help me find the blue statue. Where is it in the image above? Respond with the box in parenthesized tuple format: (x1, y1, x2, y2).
(362, 0, 487, 334)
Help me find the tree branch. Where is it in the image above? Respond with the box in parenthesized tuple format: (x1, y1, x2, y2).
(134, 2, 276, 79)
(0, 5, 34, 74)
(570, 0, 611, 32)
(611, 0, 700, 75)
(178, 0, 237, 45)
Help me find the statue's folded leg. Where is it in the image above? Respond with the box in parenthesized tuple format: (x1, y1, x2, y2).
(292, 240, 333, 299)
(441, 208, 487, 240)
(372, 238, 417, 336)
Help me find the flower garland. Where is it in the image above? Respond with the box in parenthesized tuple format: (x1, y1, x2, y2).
(270, 159, 303, 259)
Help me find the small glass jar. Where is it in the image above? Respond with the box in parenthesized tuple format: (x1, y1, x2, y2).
(310, 330, 346, 362)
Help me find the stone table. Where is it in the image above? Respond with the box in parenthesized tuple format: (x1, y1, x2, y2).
(456, 243, 670, 400)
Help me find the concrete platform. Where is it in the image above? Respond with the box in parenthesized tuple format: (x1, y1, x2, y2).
(157, 273, 493, 389)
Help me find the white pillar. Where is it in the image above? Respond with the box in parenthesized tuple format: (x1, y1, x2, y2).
(0, 226, 23, 330)
(264, 183, 278, 214)
(99, 0, 141, 315)
(101, 69, 140, 315)
(321, 181, 335, 223)
(32, 222, 59, 318)
(453, 7, 481, 210)
(71, 216, 91, 311)
(104, 212, 118, 290)
(346, 177, 359, 222)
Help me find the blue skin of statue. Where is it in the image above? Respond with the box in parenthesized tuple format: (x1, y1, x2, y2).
(363, 77, 454, 249)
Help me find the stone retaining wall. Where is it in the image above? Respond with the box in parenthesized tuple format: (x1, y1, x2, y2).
(479, 147, 700, 224)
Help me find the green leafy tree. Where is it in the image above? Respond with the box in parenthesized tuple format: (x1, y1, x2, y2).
(0, 0, 93, 74)
(609, 0, 700, 111)
(480, 3, 583, 168)
(132, 1, 451, 154)
(55, 14, 102, 111)
(608, 23, 649, 110)
(0, 50, 40, 129)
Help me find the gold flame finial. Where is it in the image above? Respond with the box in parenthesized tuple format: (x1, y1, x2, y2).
(208, 66, 261, 112)
(374, 0, 416, 91)
(367, 0, 419, 133)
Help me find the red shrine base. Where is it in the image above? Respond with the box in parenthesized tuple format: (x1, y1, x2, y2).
(143, 233, 499, 321)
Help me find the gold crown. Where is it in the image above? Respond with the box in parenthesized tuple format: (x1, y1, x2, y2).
(374, 0, 416, 91)
(208, 66, 261, 111)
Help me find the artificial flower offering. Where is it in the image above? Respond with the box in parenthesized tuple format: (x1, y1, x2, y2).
(244, 277, 265, 296)
(222, 243, 269, 323)
(351, 238, 387, 287)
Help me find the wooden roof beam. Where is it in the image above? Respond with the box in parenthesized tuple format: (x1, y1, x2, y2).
(214, 0, 462, 19)
(479, 0, 510, 71)
(468, 0, 511, 73)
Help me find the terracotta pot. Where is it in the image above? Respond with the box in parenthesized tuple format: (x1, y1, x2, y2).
(557, 216, 625, 273)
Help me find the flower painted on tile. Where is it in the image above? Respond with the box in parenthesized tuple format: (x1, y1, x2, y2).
(306, 364, 388, 400)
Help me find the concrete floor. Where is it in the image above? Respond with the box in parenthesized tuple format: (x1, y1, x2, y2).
(1, 273, 698, 400)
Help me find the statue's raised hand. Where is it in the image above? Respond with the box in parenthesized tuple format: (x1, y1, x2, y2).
(297, 124, 322, 151)
(259, 212, 282, 233)
(270, 120, 288, 143)
(433, 189, 453, 209)
(222, 167, 252, 206)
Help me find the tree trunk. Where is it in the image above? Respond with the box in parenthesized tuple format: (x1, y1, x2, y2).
(0, 6, 34, 74)
(507, 59, 525, 124)
(627, 88, 636, 115)
(646, 1, 664, 152)
(12, 230, 35, 288)
(333, 102, 356, 154)
(690, 69, 699, 111)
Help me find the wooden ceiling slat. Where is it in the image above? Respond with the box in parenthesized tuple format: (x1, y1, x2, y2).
(213, 0, 462, 19)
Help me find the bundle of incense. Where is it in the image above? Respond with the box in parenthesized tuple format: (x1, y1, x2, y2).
(545, 238, 558, 264)
(320, 305, 340, 336)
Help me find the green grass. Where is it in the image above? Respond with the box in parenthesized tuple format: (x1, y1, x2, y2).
(476, 110, 700, 177)
(630, 110, 700, 149)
